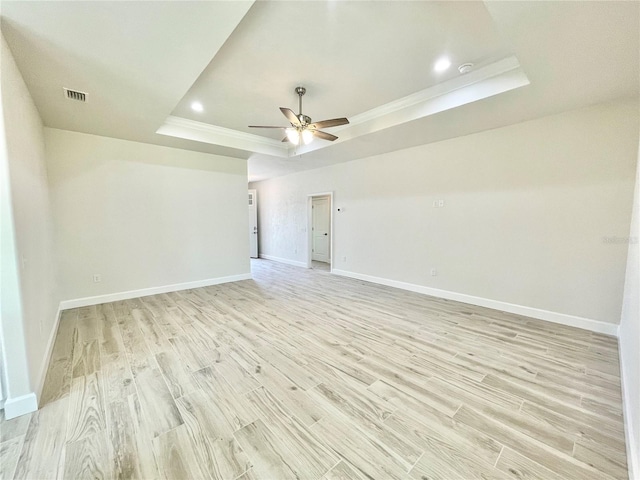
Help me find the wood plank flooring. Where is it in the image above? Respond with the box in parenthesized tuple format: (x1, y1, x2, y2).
(1, 259, 628, 479)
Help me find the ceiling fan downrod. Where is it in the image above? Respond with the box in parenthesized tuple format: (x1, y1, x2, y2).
(295, 86, 311, 125)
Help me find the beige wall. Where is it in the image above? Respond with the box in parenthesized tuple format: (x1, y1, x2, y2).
(252, 99, 639, 325)
(45, 128, 250, 302)
(0, 33, 58, 411)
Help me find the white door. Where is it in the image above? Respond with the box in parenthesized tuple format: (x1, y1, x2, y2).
(312, 196, 330, 263)
(249, 189, 258, 258)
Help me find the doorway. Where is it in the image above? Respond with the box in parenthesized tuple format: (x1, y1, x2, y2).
(307, 192, 333, 271)
(248, 189, 258, 258)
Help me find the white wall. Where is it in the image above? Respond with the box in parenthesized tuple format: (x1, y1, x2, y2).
(0, 33, 58, 416)
(45, 128, 250, 303)
(252, 99, 639, 327)
(619, 136, 639, 480)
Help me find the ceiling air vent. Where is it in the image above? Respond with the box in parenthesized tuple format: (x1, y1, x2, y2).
(63, 88, 87, 102)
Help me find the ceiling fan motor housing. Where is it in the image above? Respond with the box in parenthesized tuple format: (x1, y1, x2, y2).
(299, 114, 312, 126)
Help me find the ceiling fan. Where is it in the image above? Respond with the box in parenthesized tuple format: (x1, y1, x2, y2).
(249, 87, 349, 145)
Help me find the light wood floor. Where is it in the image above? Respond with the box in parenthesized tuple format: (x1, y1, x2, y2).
(1, 259, 627, 479)
(311, 261, 331, 272)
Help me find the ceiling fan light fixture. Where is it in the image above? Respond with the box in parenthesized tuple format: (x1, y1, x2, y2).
(302, 129, 314, 145)
(286, 128, 300, 145)
(249, 87, 348, 144)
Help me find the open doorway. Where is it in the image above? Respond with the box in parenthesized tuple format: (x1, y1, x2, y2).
(307, 192, 333, 271)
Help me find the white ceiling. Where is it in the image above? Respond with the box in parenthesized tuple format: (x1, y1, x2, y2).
(173, 1, 511, 139)
(1, 1, 638, 182)
(0, 1, 255, 158)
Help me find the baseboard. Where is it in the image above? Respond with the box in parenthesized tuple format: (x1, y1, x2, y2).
(619, 335, 638, 480)
(331, 269, 618, 336)
(4, 392, 38, 420)
(35, 305, 63, 403)
(59, 273, 253, 310)
(258, 254, 307, 268)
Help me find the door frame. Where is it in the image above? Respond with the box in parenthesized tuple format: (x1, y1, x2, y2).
(248, 189, 258, 258)
(307, 192, 334, 271)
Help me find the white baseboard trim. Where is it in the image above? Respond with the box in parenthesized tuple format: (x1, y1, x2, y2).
(35, 306, 63, 403)
(619, 336, 638, 480)
(4, 392, 38, 420)
(59, 273, 253, 310)
(259, 254, 307, 268)
(331, 269, 618, 336)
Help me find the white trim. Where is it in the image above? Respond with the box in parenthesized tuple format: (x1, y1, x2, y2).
(59, 273, 252, 310)
(4, 392, 37, 420)
(249, 188, 258, 258)
(35, 306, 63, 403)
(158, 56, 529, 158)
(331, 269, 619, 336)
(619, 333, 638, 480)
(307, 192, 334, 271)
(258, 254, 307, 268)
(287, 57, 529, 156)
(337, 56, 522, 130)
(157, 116, 289, 157)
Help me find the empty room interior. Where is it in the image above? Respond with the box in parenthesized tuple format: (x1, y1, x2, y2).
(1, 1, 639, 479)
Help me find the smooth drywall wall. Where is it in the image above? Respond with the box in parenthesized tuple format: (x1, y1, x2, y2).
(619, 136, 639, 480)
(45, 128, 250, 302)
(252, 99, 638, 325)
(0, 33, 58, 404)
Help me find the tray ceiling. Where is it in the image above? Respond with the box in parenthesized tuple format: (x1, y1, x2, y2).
(1, 1, 638, 181)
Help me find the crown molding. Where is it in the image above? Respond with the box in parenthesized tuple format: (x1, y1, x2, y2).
(157, 56, 529, 158)
(293, 55, 529, 155)
(157, 116, 290, 157)
(339, 56, 522, 131)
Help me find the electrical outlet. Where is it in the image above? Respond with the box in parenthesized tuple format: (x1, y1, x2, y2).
(342, 256, 347, 262)
(438, 199, 445, 207)
(431, 268, 437, 276)
(93, 274, 102, 283)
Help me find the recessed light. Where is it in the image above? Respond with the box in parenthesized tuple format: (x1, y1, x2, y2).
(191, 101, 204, 112)
(434, 57, 451, 72)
